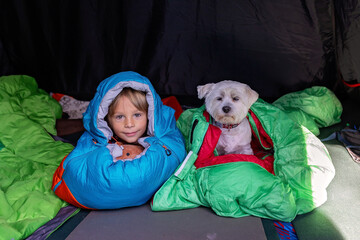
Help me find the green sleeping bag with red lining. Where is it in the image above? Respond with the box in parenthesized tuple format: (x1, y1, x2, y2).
(151, 89, 340, 221)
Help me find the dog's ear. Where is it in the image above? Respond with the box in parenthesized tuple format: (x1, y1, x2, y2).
(197, 83, 215, 99)
(245, 86, 259, 108)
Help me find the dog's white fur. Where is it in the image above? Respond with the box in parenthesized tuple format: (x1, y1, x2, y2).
(197, 80, 258, 155)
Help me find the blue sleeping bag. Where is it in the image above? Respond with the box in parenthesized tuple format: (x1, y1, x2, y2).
(52, 71, 186, 209)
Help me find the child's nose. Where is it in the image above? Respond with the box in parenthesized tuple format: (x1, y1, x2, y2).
(125, 118, 134, 128)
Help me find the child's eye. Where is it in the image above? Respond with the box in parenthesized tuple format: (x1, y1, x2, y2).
(115, 115, 124, 120)
(134, 113, 142, 118)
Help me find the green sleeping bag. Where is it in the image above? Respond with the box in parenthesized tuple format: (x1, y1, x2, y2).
(0, 75, 74, 240)
(151, 86, 342, 222)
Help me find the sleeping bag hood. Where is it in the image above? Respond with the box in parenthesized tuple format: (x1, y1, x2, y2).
(52, 71, 186, 209)
(152, 87, 340, 222)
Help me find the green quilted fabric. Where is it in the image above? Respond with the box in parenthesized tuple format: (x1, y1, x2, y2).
(0, 75, 73, 240)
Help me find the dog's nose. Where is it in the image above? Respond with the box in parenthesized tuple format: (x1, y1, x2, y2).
(222, 106, 231, 113)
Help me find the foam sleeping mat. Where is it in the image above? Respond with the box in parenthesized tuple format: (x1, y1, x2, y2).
(65, 204, 270, 240)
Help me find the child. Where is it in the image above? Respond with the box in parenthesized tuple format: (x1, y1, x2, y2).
(106, 87, 148, 160)
(52, 71, 186, 209)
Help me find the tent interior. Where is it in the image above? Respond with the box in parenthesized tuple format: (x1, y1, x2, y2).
(0, 1, 359, 239)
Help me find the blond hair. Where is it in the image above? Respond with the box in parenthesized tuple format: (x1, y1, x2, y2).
(108, 88, 148, 117)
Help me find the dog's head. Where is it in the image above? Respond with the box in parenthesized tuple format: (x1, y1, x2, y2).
(197, 80, 258, 124)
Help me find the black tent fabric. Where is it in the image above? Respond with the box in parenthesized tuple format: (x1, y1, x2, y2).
(1, 0, 358, 101)
(334, 0, 360, 100)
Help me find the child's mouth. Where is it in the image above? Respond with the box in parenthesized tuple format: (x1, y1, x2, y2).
(125, 131, 137, 137)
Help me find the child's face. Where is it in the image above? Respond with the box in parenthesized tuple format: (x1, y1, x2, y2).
(108, 95, 147, 143)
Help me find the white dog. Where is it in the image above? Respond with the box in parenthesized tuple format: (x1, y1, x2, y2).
(197, 80, 259, 155)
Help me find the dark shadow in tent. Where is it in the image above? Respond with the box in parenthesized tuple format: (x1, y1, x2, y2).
(294, 211, 344, 240)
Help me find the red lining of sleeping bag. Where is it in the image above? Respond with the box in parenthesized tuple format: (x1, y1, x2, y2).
(248, 109, 273, 149)
(52, 157, 65, 191)
(161, 96, 183, 120)
(196, 124, 222, 161)
(52, 156, 92, 209)
(194, 110, 274, 174)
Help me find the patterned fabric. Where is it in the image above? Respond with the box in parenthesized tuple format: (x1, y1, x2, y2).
(322, 124, 360, 163)
(274, 221, 298, 240)
(51, 93, 89, 119)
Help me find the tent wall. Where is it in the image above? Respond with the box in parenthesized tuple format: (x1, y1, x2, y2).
(0, 0, 358, 100)
(334, 0, 360, 100)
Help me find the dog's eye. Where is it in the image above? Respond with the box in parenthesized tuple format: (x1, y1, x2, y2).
(216, 97, 222, 101)
(233, 97, 239, 101)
